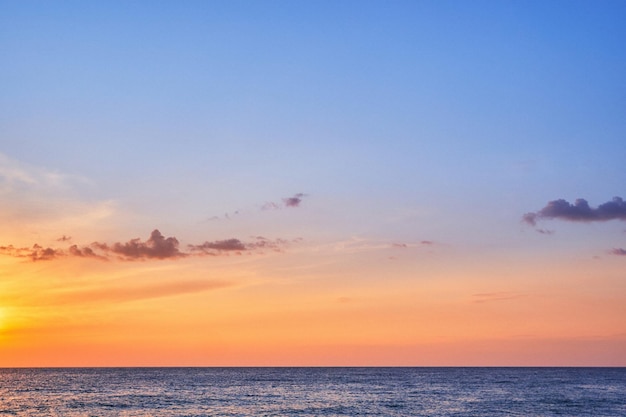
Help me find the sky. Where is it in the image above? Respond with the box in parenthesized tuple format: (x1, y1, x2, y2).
(0, 0, 625, 366)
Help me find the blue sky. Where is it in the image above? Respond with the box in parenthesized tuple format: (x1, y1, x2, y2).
(2, 0, 625, 246)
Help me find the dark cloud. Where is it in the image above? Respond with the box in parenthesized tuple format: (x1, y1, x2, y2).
(68, 245, 107, 260)
(101, 229, 186, 260)
(610, 248, 626, 256)
(523, 197, 626, 226)
(188, 238, 247, 254)
(31, 245, 62, 261)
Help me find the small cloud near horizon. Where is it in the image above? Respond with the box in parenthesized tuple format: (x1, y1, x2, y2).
(283, 193, 306, 207)
(0, 244, 63, 261)
(263, 193, 307, 210)
(609, 248, 626, 256)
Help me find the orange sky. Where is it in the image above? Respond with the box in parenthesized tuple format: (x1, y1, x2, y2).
(1, 237, 624, 366)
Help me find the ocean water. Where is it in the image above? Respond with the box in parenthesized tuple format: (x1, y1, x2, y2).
(0, 367, 624, 416)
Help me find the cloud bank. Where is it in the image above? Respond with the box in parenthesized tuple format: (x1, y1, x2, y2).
(523, 197, 626, 226)
(0, 230, 296, 262)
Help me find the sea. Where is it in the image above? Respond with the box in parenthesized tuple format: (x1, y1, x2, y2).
(0, 367, 624, 416)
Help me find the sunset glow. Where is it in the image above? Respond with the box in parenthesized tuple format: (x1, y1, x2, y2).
(1, 1, 625, 367)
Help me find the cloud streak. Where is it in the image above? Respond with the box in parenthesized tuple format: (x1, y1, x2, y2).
(283, 193, 306, 207)
(188, 236, 291, 255)
(207, 193, 307, 220)
(523, 197, 626, 226)
(0, 230, 296, 262)
(473, 292, 528, 303)
(262, 193, 307, 210)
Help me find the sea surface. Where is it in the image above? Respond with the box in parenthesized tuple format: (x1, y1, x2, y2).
(0, 367, 624, 416)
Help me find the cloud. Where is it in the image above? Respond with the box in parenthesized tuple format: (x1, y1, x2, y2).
(207, 193, 307, 220)
(523, 197, 626, 226)
(263, 193, 307, 210)
(96, 229, 186, 260)
(50, 280, 233, 305)
(610, 248, 626, 256)
(188, 238, 247, 253)
(0, 244, 63, 261)
(283, 193, 306, 207)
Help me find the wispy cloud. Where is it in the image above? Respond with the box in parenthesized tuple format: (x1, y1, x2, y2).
(391, 240, 436, 249)
(0, 152, 88, 192)
(0, 153, 116, 231)
(523, 197, 626, 226)
(188, 236, 292, 255)
(609, 248, 626, 256)
(0, 244, 63, 261)
(473, 292, 528, 303)
(207, 193, 307, 220)
(0, 230, 296, 262)
(50, 279, 233, 305)
(262, 193, 307, 210)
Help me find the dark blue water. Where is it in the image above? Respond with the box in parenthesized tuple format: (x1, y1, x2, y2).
(0, 367, 624, 416)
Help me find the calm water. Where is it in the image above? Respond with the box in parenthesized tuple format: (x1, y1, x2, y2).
(0, 367, 624, 416)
